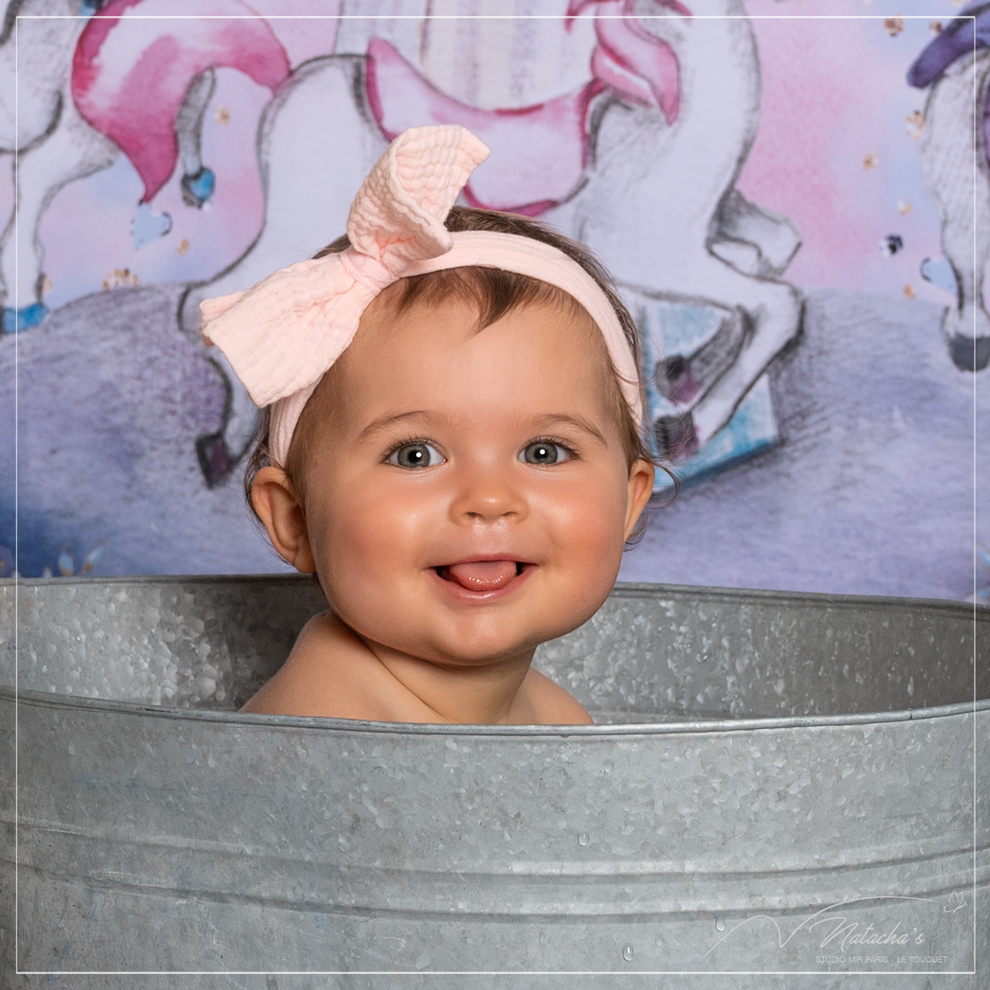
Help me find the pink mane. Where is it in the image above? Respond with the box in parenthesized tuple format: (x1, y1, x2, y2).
(73, 0, 290, 203)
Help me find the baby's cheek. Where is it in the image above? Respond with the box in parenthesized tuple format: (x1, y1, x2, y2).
(544, 479, 627, 576)
(318, 486, 431, 590)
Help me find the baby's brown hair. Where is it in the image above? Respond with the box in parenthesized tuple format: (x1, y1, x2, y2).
(244, 207, 666, 538)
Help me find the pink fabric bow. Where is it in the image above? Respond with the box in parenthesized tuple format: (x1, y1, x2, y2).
(201, 124, 643, 465)
(199, 125, 490, 410)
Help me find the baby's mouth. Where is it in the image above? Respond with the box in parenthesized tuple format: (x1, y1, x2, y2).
(435, 560, 526, 592)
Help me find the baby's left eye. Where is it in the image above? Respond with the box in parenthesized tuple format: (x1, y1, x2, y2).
(519, 441, 571, 465)
(388, 441, 445, 468)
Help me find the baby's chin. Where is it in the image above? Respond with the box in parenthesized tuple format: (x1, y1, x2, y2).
(365, 633, 545, 669)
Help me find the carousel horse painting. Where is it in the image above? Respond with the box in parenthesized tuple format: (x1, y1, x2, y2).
(547, 0, 803, 458)
(0, 0, 118, 332)
(908, 0, 990, 372)
(2, 3, 978, 597)
(181, 0, 803, 485)
(0, 0, 342, 334)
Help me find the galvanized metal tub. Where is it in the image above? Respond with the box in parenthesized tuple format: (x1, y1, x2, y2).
(0, 575, 986, 990)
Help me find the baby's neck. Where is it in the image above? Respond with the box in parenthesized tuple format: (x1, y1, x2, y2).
(241, 612, 592, 725)
(342, 617, 539, 724)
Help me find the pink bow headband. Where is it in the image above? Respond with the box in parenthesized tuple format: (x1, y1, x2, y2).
(199, 125, 644, 467)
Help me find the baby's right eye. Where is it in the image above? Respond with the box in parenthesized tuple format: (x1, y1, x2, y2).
(387, 441, 445, 469)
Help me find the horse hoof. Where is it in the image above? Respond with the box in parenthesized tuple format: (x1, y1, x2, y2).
(948, 334, 990, 372)
(196, 432, 236, 488)
(181, 167, 216, 208)
(654, 413, 699, 462)
(653, 355, 702, 405)
(2, 302, 48, 333)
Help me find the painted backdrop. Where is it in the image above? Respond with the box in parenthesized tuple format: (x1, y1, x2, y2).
(0, 0, 986, 602)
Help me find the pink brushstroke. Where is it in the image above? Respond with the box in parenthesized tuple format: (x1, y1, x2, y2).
(73, 0, 290, 203)
(587, 0, 684, 124)
(365, 3, 683, 216)
(736, 7, 899, 293)
(365, 36, 598, 215)
(260, 0, 342, 68)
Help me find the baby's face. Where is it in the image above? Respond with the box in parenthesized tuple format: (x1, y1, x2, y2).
(290, 295, 653, 668)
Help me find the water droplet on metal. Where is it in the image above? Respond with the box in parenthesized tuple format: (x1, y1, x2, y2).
(715, 916, 726, 932)
(577, 832, 589, 846)
(602, 759, 614, 775)
(622, 944, 634, 961)
(539, 931, 546, 944)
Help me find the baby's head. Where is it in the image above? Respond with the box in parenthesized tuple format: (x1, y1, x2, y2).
(202, 126, 655, 674)
(257, 205, 652, 503)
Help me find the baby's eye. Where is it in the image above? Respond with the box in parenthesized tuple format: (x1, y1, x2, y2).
(388, 441, 445, 469)
(519, 440, 571, 465)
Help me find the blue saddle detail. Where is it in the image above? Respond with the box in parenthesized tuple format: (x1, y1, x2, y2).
(132, 203, 172, 249)
(2, 302, 48, 333)
(920, 256, 958, 295)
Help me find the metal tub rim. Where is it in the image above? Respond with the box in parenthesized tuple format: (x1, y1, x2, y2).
(2, 574, 986, 734)
(5, 685, 987, 737)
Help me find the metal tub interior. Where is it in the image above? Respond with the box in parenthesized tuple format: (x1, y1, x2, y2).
(0, 575, 987, 990)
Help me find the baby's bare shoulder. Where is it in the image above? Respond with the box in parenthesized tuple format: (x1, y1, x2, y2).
(520, 668, 594, 725)
(240, 614, 389, 720)
(240, 613, 443, 722)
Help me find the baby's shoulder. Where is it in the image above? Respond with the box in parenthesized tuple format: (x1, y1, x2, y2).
(240, 613, 398, 720)
(519, 668, 594, 725)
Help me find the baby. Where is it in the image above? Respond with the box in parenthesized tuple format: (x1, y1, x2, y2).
(200, 126, 656, 725)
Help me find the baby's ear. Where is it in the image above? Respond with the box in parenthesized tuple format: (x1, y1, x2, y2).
(624, 458, 655, 541)
(251, 466, 317, 574)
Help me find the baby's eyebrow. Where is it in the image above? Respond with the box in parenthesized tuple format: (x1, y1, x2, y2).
(356, 410, 442, 442)
(532, 414, 608, 447)
(355, 410, 609, 446)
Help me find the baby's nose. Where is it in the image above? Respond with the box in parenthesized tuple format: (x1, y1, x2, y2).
(449, 464, 528, 523)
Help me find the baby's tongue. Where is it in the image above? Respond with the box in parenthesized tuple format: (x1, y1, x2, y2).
(446, 560, 517, 591)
